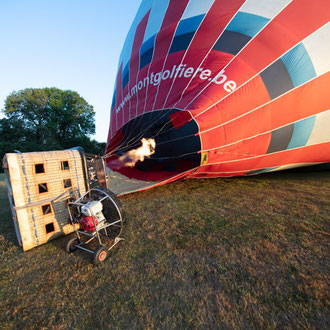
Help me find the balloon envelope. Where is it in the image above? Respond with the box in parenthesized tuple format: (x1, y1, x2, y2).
(106, 0, 330, 194)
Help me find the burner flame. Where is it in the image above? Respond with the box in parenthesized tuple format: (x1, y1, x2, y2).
(121, 138, 156, 167)
(117, 138, 156, 168)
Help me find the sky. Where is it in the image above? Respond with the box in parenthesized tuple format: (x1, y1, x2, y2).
(0, 0, 142, 142)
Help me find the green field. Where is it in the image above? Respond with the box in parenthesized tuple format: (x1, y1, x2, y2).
(0, 171, 329, 329)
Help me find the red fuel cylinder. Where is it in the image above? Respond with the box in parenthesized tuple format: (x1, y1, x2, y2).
(80, 216, 98, 232)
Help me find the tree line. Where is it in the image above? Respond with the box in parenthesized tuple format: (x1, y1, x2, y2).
(0, 87, 106, 170)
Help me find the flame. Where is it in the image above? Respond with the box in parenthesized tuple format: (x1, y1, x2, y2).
(119, 138, 156, 167)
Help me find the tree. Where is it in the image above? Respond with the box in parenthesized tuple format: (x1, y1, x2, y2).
(0, 87, 105, 165)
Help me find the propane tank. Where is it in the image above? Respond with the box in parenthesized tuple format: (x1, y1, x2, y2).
(80, 216, 98, 232)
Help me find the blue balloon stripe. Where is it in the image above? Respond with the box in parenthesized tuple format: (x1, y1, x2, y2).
(168, 14, 205, 54)
(176, 14, 204, 36)
(140, 35, 155, 55)
(122, 64, 130, 89)
(227, 12, 269, 38)
(111, 91, 116, 111)
(281, 43, 316, 87)
(139, 35, 156, 69)
(287, 116, 316, 149)
(212, 12, 268, 56)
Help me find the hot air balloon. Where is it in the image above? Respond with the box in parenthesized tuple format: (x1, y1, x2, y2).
(106, 0, 330, 194)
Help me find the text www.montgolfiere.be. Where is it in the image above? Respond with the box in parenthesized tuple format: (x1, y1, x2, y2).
(115, 65, 236, 114)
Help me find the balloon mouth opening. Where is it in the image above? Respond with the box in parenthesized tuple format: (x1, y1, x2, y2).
(106, 109, 201, 182)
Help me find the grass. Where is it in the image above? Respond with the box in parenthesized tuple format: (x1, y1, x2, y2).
(0, 170, 329, 329)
